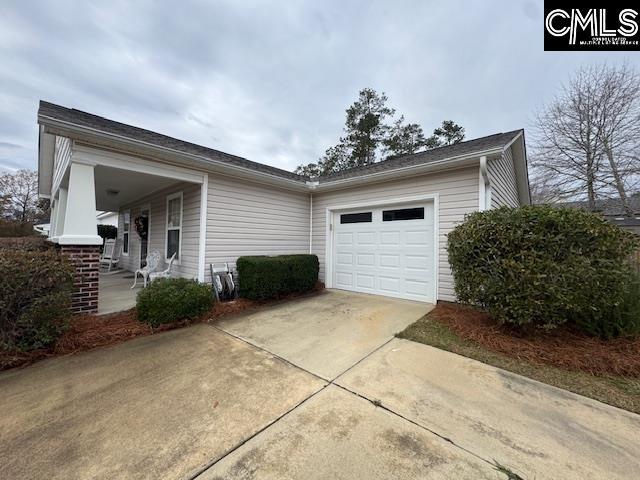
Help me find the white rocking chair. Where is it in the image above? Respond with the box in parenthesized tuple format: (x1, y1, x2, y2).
(131, 250, 161, 288)
(99, 239, 121, 272)
(149, 252, 177, 283)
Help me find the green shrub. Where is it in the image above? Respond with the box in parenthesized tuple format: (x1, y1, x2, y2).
(447, 206, 638, 336)
(0, 220, 37, 237)
(237, 254, 319, 300)
(16, 293, 71, 350)
(0, 249, 74, 350)
(0, 236, 52, 251)
(97, 224, 117, 242)
(136, 278, 213, 327)
(592, 272, 640, 339)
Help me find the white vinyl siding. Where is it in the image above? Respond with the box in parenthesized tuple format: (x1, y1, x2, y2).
(488, 147, 519, 208)
(118, 182, 201, 279)
(311, 166, 480, 302)
(205, 174, 309, 281)
(52, 136, 72, 194)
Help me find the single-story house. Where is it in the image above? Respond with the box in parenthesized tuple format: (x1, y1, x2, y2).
(37, 101, 530, 313)
(560, 195, 640, 235)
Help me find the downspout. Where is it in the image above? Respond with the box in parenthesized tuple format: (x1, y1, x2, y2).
(479, 156, 491, 211)
(309, 193, 313, 254)
(198, 173, 208, 282)
(306, 180, 318, 254)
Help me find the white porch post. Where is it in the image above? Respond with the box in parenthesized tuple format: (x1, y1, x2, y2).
(51, 187, 68, 242)
(58, 162, 102, 245)
(49, 198, 58, 239)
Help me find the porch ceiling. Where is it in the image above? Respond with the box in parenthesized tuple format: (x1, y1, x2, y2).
(94, 165, 181, 211)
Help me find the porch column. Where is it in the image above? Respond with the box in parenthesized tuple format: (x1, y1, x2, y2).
(57, 162, 102, 315)
(50, 187, 68, 242)
(58, 162, 101, 245)
(48, 197, 58, 239)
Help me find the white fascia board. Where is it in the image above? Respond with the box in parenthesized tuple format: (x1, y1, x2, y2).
(38, 127, 55, 197)
(38, 114, 515, 196)
(38, 115, 309, 193)
(73, 145, 206, 184)
(505, 132, 531, 205)
(313, 148, 502, 192)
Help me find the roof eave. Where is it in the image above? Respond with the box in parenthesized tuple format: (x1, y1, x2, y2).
(37, 114, 311, 193)
(504, 131, 531, 205)
(37, 125, 55, 198)
(312, 147, 504, 192)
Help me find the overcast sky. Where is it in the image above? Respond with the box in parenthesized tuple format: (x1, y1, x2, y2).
(0, 0, 638, 173)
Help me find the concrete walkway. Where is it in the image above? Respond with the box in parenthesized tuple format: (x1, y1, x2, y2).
(2, 290, 639, 479)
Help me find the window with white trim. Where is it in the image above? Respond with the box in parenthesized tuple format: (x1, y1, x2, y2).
(123, 211, 130, 255)
(166, 192, 182, 260)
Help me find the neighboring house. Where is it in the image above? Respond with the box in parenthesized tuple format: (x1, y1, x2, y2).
(96, 210, 118, 227)
(34, 210, 118, 236)
(37, 101, 530, 312)
(561, 195, 640, 235)
(33, 221, 50, 236)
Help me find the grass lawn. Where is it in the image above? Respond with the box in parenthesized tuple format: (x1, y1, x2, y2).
(397, 307, 640, 415)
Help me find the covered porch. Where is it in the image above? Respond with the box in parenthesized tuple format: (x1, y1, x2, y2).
(41, 135, 208, 314)
(98, 271, 140, 314)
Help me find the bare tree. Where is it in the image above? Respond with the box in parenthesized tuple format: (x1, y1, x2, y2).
(590, 63, 640, 216)
(529, 172, 566, 205)
(532, 70, 602, 210)
(0, 169, 40, 222)
(532, 64, 640, 213)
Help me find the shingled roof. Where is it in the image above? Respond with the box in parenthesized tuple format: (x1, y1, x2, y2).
(38, 100, 522, 184)
(38, 101, 307, 182)
(316, 130, 522, 182)
(561, 195, 640, 217)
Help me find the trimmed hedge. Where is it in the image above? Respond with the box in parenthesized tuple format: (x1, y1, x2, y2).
(0, 236, 52, 251)
(447, 206, 639, 337)
(136, 278, 213, 327)
(97, 224, 117, 242)
(0, 220, 36, 238)
(0, 249, 74, 350)
(237, 254, 319, 300)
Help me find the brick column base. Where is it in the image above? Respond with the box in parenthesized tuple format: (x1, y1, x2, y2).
(60, 245, 100, 314)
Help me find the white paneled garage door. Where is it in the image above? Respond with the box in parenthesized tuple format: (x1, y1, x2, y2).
(331, 202, 436, 303)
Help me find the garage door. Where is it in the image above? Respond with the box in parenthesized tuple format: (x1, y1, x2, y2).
(332, 202, 435, 303)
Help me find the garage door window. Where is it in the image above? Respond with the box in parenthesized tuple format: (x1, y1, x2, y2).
(340, 212, 372, 224)
(383, 207, 424, 222)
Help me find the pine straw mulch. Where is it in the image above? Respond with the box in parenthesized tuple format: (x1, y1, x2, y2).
(430, 302, 640, 378)
(0, 284, 325, 372)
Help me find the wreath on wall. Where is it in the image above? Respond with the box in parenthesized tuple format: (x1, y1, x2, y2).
(134, 215, 148, 239)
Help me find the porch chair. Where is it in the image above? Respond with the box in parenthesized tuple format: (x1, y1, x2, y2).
(99, 239, 121, 272)
(131, 250, 161, 289)
(149, 252, 177, 283)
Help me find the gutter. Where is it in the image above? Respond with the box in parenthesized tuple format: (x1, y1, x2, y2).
(38, 113, 511, 195)
(38, 115, 310, 192)
(312, 147, 503, 191)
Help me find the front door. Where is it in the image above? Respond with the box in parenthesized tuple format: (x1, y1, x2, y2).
(139, 207, 150, 268)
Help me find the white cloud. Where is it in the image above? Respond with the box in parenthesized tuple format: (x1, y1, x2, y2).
(0, 0, 638, 173)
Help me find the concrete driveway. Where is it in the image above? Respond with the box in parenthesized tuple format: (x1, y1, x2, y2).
(2, 290, 639, 479)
